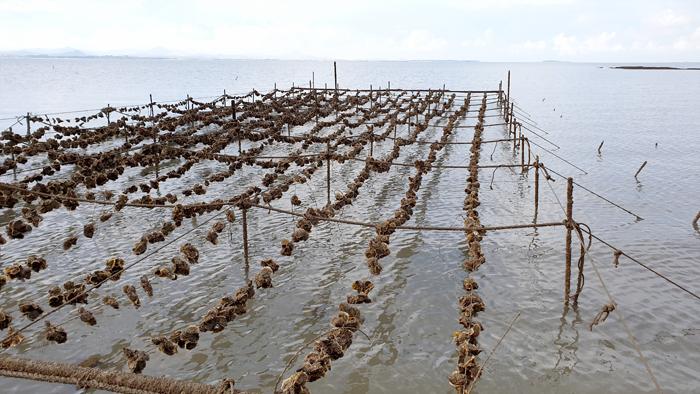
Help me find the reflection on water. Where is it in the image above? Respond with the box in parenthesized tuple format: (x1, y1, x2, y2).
(1, 59, 699, 394)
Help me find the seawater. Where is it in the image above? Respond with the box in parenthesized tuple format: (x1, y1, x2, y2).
(0, 58, 699, 394)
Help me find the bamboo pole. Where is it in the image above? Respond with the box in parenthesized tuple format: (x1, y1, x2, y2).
(565, 177, 573, 305)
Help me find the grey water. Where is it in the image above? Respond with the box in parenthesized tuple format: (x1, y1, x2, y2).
(1, 58, 699, 394)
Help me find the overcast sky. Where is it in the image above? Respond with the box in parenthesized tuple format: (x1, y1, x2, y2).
(1, 0, 698, 61)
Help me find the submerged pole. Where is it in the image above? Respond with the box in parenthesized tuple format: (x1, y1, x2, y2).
(534, 156, 540, 220)
(565, 177, 573, 305)
(326, 142, 331, 205)
(521, 134, 525, 172)
(242, 208, 249, 268)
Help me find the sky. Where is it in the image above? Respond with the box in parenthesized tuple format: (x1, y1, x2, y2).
(0, 0, 699, 61)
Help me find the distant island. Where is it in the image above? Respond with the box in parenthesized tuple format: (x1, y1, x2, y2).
(612, 66, 700, 70)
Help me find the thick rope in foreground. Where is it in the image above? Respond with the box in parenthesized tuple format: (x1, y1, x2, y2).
(0, 356, 246, 394)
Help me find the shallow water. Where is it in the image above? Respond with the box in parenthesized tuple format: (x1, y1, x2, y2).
(1, 59, 699, 394)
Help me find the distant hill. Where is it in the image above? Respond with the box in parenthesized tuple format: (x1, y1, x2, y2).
(0, 47, 88, 57)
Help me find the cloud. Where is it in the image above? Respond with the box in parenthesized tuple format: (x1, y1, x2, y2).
(462, 29, 492, 47)
(673, 27, 700, 50)
(511, 40, 546, 52)
(400, 30, 447, 51)
(644, 10, 691, 28)
(552, 32, 623, 55)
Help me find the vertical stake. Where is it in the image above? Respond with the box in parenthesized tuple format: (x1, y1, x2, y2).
(370, 85, 373, 110)
(521, 133, 525, 172)
(534, 156, 540, 220)
(370, 133, 374, 156)
(565, 177, 573, 305)
(106, 105, 110, 125)
(334, 61, 338, 119)
(242, 208, 249, 268)
(326, 142, 331, 205)
(506, 71, 510, 121)
(499, 81, 502, 105)
(26, 112, 30, 136)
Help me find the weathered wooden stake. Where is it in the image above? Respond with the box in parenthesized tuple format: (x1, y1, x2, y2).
(506, 71, 511, 121)
(693, 210, 700, 225)
(534, 156, 540, 219)
(370, 85, 373, 110)
(634, 161, 647, 178)
(242, 208, 249, 268)
(370, 133, 374, 156)
(565, 177, 573, 305)
(598, 141, 604, 154)
(26, 112, 30, 136)
(521, 134, 525, 171)
(334, 61, 338, 118)
(326, 142, 331, 205)
(106, 105, 110, 125)
(499, 81, 502, 105)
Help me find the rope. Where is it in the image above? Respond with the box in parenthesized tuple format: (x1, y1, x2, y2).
(530, 141, 587, 174)
(544, 166, 643, 220)
(543, 176, 664, 394)
(0, 356, 245, 394)
(3, 202, 228, 342)
(250, 202, 563, 232)
(578, 228, 700, 302)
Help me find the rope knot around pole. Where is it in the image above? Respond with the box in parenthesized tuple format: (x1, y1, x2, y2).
(590, 302, 616, 331)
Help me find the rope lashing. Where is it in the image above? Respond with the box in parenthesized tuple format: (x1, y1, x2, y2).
(590, 302, 616, 331)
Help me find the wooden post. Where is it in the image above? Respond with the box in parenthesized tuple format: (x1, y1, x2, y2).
(521, 134, 525, 171)
(506, 71, 510, 121)
(565, 177, 573, 305)
(370, 85, 373, 110)
(274, 83, 276, 98)
(534, 156, 540, 220)
(26, 112, 30, 136)
(370, 133, 374, 156)
(634, 161, 647, 178)
(326, 142, 331, 205)
(499, 81, 502, 105)
(693, 211, 700, 225)
(334, 61, 338, 118)
(106, 105, 110, 125)
(242, 208, 249, 268)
